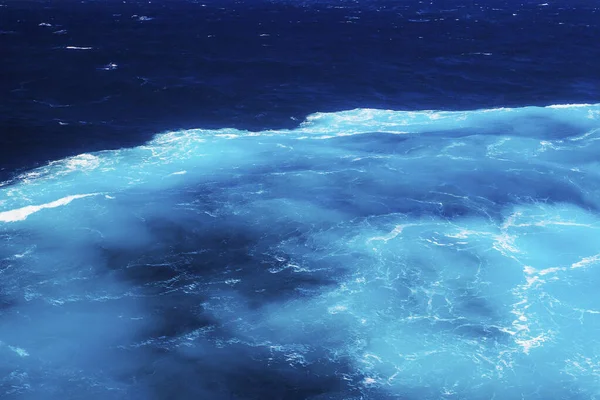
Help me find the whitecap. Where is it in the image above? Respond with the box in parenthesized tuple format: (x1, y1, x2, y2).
(0, 194, 99, 223)
(65, 46, 93, 50)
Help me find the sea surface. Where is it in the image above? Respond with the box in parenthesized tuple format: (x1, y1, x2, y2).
(1, 0, 600, 399)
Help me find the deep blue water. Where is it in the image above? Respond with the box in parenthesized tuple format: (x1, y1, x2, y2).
(2, 0, 600, 178)
(1, 1, 600, 399)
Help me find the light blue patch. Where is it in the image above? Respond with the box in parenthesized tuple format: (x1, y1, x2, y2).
(1, 104, 600, 399)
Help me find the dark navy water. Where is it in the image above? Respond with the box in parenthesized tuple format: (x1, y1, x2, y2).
(1, 1, 600, 399)
(3, 0, 600, 178)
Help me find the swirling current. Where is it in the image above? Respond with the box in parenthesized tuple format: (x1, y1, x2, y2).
(1, 105, 600, 399)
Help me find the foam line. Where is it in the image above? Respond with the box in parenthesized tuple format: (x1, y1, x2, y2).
(0, 194, 98, 222)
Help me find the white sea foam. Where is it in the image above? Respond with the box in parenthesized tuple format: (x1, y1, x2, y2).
(0, 194, 98, 223)
(0, 341, 30, 357)
(548, 103, 592, 109)
(571, 254, 600, 269)
(99, 62, 118, 71)
(9, 346, 29, 357)
(54, 153, 102, 174)
(367, 224, 413, 243)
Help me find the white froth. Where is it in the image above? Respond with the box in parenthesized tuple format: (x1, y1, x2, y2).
(0, 194, 98, 222)
(547, 104, 592, 108)
(367, 224, 413, 243)
(9, 346, 30, 357)
(571, 254, 600, 269)
(1, 341, 30, 357)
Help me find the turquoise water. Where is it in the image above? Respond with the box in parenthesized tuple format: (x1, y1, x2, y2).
(1, 104, 600, 399)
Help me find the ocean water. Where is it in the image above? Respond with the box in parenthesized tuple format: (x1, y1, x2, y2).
(1, 1, 600, 399)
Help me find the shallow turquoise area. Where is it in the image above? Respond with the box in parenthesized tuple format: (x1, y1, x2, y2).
(1, 104, 600, 399)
